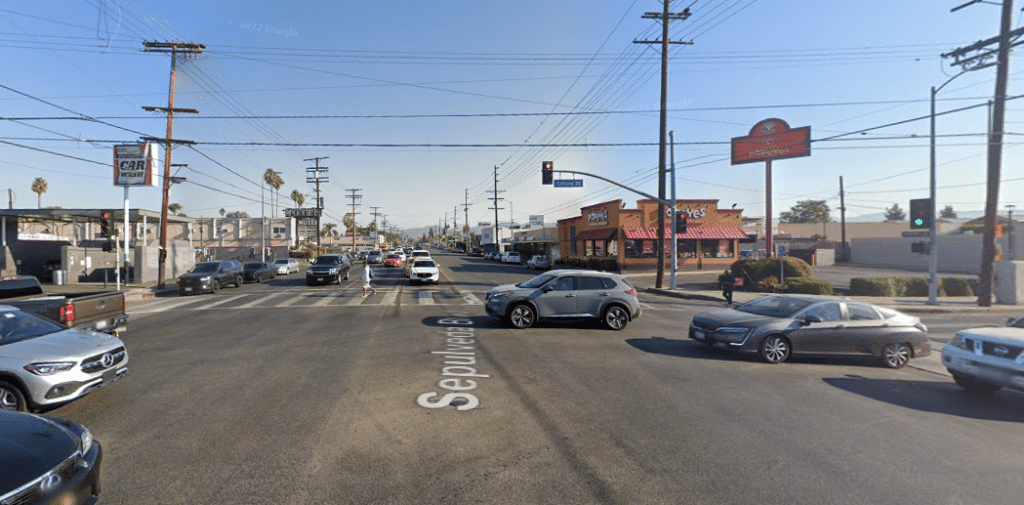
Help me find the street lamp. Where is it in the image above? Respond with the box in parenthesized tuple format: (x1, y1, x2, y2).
(928, 71, 968, 305)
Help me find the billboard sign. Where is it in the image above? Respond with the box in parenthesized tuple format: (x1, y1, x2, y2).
(731, 118, 810, 165)
(113, 143, 159, 186)
(529, 215, 544, 228)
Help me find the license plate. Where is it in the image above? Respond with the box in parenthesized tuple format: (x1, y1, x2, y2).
(317, 277, 324, 281)
(95, 320, 108, 330)
(693, 331, 705, 340)
(184, 287, 192, 292)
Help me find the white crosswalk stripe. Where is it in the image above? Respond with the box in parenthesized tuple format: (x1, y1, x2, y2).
(418, 290, 435, 305)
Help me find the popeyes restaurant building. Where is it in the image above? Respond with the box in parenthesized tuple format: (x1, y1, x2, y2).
(557, 198, 747, 270)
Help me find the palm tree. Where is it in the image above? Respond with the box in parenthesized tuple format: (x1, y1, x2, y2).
(219, 208, 226, 217)
(290, 190, 305, 208)
(227, 211, 249, 218)
(31, 177, 47, 209)
(321, 223, 337, 237)
(263, 169, 284, 217)
(168, 203, 183, 215)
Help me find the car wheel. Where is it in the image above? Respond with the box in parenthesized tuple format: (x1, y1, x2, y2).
(235, 275, 244, 288)
(345, 270, 350, 281)
(210, 280, 220, 294)
(508, 304, 535, 329)
(759, 335, 790, 364)
(604, 305, 629, 330)
(0, 381, 27, 412)
(880, 342, 911, 369)
(952, 374, 1001, 395)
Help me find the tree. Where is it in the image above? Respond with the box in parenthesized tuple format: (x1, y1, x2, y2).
(343, 213, 356, 234)
(227, 211, 249, 218)
(263, 169, 284, 216)
(168, 203, 183, 215)
(290, 190, 305, 208)
(31, 177, 47, 209)
(321, 223, 337, 237)
(940, 205, 957, 219)
(884, 203, 906, 221)
(219, 208, 226, 217)
(779, 200, 831, 224)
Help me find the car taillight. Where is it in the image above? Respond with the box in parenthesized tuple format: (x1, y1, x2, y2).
(60, 303, 75, 323)
(625, 289, 637, 296)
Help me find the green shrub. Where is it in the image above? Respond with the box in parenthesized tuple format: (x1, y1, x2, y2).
(940, 277, 975, 296)
(850, 278, 894, 296)
(783, 277, 834, 295)
(757, 276, 784, 293)
(731, 256, 812, 292)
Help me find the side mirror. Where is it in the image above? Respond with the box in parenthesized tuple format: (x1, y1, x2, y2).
(541, 285, 555, 293)
(802, 314, 823, 326)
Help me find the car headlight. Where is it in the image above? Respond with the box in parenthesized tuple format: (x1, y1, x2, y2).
(330, 268, 340, 274)
(715, 327, 751, 343)
(948, 333, 971, 350)
(200, 275, 212, 282)
(80, 426, 93, 454)
(24, 362, 76, 375)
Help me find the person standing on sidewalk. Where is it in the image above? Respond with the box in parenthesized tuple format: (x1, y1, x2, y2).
(362, 260, 378, 297)
(719, 269, 736, 305)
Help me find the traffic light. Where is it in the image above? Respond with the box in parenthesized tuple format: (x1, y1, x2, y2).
(675, 215, 688, 234)
(909, 198, 932, 229)
(542, 161, 553, 185)
(100, 212, 111, 235)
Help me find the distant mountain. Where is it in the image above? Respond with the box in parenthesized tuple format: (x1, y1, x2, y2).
(844, 210, 986, 222)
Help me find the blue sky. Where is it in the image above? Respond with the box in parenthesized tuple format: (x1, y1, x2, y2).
(1, 1, 1019, 232)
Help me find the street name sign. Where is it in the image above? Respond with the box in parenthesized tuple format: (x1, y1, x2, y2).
(554, 179, 583, 188)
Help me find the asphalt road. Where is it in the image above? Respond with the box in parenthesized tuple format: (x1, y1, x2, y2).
(44, 251, 1024, 504)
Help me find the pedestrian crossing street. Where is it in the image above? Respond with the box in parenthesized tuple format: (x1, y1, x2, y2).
(129, 286, 664, 316)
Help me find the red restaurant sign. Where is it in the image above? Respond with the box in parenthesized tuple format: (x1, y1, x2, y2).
(731, 118, 811, 165)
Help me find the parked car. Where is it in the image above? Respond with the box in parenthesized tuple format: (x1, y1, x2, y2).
(526, 255, 551, 270)
(384, 254, 404, 268)
(177, 260, 244, 295)
(942, 316, 1024, 394)
(689, 294, 931, 368)
(502, 252, 522, 264)
(367, 250, 384, 264)
(484, 269, 641, 330)
(0, 275, 128, 335)
(242, 262, 276, 283)
(273, 258, 300, 275)
(408, 259, 440, 285)
(305, 254, 351, 286)
(0, 306, 129, 412)
(0, 409, 102, 504)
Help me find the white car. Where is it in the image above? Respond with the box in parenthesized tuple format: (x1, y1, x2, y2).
(502, 252, 521, 264)
(943, 316, 1024, 395)
(273, 258, 300, 275)
(404, 250, 432, 277)
(408, 259, 440, 285)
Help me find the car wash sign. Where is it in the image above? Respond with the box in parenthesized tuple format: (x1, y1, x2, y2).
(731, 118, 810, 165)
(113, 143, 159, 187)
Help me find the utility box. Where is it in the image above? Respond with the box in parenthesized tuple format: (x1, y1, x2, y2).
(993, 260, 1024, 305)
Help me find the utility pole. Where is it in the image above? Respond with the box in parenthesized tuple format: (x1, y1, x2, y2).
(453, 205, 459, 248)
(462, 189, 472, 252)
(488, 166, 505, 254)
(635, 2, 692, 288)
(370, 206, 382, 248)
(346, 188, 362, 252)
(946, 0, 1018, 306)
(142, 40, 203, 290)
(839, 176, 847, 262)
(305, 157, 328, 256)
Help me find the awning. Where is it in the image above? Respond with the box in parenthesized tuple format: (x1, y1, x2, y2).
(623, 227, 747, 240)
(576, 228, 617, 241)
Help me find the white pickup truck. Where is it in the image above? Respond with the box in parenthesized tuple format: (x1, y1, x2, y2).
(942, 316, 1024, 395)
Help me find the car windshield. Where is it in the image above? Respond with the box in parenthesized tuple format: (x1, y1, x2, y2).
(387, 255, 400, 259)
(190, 263, 218, 273)
(518, 272, 558, 289)
(734, 296, 815, 318)
(244, 264, 263, 270)
(1011, 317, 1024, 328)
(414, 261, 436, 268)
(312, 256, 339, 265)
(0, 310, 64, 344)
(274, 259, 288, 265)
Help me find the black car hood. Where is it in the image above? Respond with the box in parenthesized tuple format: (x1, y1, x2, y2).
(694, 308, 783, 328)
(179, 271, 216, 279)
(0, 411, 78, 495)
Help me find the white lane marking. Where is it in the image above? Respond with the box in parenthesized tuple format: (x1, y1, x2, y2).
(312, 292, 344, 307)
(381, 290, 399, 306)
(418, 290, 435, 305)
(197, 294, 246, 309)
(274, 294, 308, 307)
(346, 293, 368, 306)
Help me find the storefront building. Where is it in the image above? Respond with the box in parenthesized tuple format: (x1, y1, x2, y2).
(557, 199, 746, 270)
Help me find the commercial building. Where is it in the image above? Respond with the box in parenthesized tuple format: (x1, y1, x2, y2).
(557, 199, 746, 270)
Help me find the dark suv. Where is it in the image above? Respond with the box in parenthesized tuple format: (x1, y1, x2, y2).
(177, 260, 244, 295)
(305, 254, 352, 285)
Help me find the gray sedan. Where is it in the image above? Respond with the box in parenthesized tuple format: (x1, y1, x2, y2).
(484, 269, 641, 330)
(689, 294, 931, 368)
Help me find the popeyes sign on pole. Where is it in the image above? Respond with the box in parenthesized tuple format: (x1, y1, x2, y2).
(731, 119, 811, 257)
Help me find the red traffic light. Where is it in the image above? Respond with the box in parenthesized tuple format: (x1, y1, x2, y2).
(542, 161, 553, 185)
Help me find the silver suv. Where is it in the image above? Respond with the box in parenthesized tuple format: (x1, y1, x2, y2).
(943, 315, 1024, 395)
(0, 306, 129, 412)
(484, 269, 641, 330)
